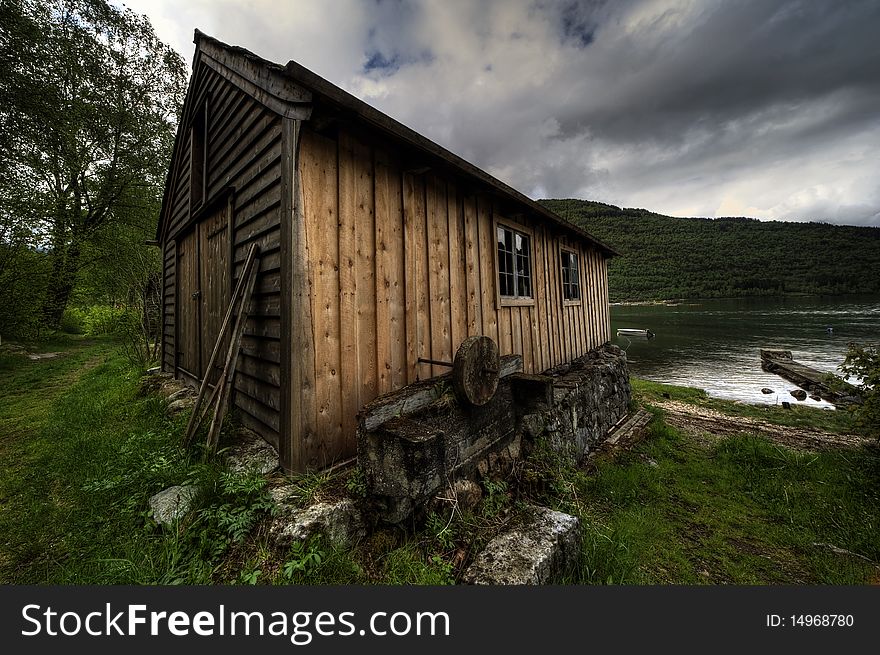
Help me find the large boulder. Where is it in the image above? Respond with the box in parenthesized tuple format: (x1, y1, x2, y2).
(149, 485, 199, 525)
(463, 506, 581, 584)
(270, 496, 365, 548)
(225, 428, 279, 475)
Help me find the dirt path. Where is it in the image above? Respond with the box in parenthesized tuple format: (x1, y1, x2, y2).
(652, 399, 872, 451)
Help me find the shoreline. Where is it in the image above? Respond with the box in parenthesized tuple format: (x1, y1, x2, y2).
(609, 291, 880, 307)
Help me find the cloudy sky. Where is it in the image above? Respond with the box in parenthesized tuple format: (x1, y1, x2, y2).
(121, 0, 880, 226)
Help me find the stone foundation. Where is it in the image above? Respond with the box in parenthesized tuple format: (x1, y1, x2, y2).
(358, 344, 630, 523)
(523, 344, 632, 460)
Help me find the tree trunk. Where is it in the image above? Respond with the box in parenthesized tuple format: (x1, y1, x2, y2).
(41, 234, 81, 330)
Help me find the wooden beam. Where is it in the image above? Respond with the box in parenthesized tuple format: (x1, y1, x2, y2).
(359, 354, 522, 431)
(205, 247, 262, 455)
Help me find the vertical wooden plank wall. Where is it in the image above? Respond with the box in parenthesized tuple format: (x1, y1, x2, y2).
(161, 63, 285, 449)
(296, 124, 611, 465)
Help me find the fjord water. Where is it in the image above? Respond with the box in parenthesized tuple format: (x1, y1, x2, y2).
(610, 295, 880, 409)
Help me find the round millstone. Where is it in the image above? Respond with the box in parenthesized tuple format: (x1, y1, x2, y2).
(452, 335, 500, 406)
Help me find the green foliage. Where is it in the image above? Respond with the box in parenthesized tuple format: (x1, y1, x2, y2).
(59, 308, 86, 335)
(382, 546, 456, 585)
(480, 479, 510, 517)
(540, 199, 880, 301)
(839, 343, 880, 439)
(0, 0, 186, 332)
(282, 540, 325, 580)
(239, 568, 261, 585)
(84, 305, 134, 335)
(426, 511, 457, 551)
(0, 339, 276, 584)
(0, 246, 50, 339)
(200, 473, 276, 549)
(345, 466, 368, 499)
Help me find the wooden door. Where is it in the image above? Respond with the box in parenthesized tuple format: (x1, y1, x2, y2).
(176, 229, 200, 377)
(198, 203, 230, 385)
(176, 202, 230, 382)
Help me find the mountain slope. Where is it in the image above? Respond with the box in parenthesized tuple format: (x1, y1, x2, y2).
(540, 199, 880, 301)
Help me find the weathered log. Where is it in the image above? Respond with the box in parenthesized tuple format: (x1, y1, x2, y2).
(452, 336, 500, 406)
(760, 348, 860, 406)
(359, 354, 522, 432)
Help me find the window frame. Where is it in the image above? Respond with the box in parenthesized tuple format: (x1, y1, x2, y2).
(560, 246, 582, 306)
(189, 97, 209, 214)
(493, 218, 536, 308)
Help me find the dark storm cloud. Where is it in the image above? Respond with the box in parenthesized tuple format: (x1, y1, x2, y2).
(125, 0, 880, 225)
(552, 0, 880, 144)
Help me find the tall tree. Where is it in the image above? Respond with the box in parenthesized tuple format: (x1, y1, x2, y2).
(0, 0, 186, 329)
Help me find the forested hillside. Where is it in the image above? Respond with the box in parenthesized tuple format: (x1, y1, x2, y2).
(541, 199, 880, 302)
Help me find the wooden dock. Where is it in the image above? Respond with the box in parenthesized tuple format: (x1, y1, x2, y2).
(759, 349, 861, 406)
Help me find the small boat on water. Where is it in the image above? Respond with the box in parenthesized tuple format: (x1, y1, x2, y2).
(617, 328, 655, 338)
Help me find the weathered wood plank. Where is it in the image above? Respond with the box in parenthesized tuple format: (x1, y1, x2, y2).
(477, 195, 498, 347)
(462, 194, 482, 341)
(402, 171, 419, 384)
(427, 175, 451, 378)
(353, 134, 377, 448)
(531, 226, 546, 372)
(300, 128, 343, 458)
(414, 174, 431, 380)
(235, 391, 281, 432)
(447, 183, 467, 356)
(337, 130, 361, 456)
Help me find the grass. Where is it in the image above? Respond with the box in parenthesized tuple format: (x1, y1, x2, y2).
(523, 420, 880, 584)
(0, 336, 278, 584)
(1, 337, 877, 585)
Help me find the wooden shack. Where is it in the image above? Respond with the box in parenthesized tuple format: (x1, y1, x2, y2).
(157, 31, 617, 472)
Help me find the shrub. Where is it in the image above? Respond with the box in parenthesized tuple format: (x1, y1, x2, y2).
(840, 343, 880, 440)
(60, 307, 87, 334)
(82, 305, 131, 335)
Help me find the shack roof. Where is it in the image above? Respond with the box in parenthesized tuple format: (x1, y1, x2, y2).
(159, 30, 618, 257)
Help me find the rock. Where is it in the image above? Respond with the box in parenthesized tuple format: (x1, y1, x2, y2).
(790, 389, 808, 401)
(225, 428, 279, 475)
(444, 479, 482, 510)
(166, 388, 194, 403)
(809, 394, 822, 402)
(270, 497, 365, 548)
(781, 401, 791, 409)
(463, 506, 581, 585)
(139, 372, 174, 395)
(27, 352, 62, 360)
(167, 397, 195, 416)
(149, 485, 199, 525)
(165, 386, 196, 415)
(761, 388, 774, 394)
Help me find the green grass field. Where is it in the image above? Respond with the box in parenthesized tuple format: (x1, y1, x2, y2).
(1, 338, 877, 584)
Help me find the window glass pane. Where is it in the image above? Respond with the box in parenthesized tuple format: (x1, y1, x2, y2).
(497, 225, 532, 299)
(561, 250, 580, 300)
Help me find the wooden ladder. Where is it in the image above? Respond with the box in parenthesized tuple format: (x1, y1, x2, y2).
(183, 243, 261, 458)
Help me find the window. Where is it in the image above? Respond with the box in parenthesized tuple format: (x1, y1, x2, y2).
(190, 100, 207, 211)
(561, 249, 580, 301)
(497, 224, 532, 300)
